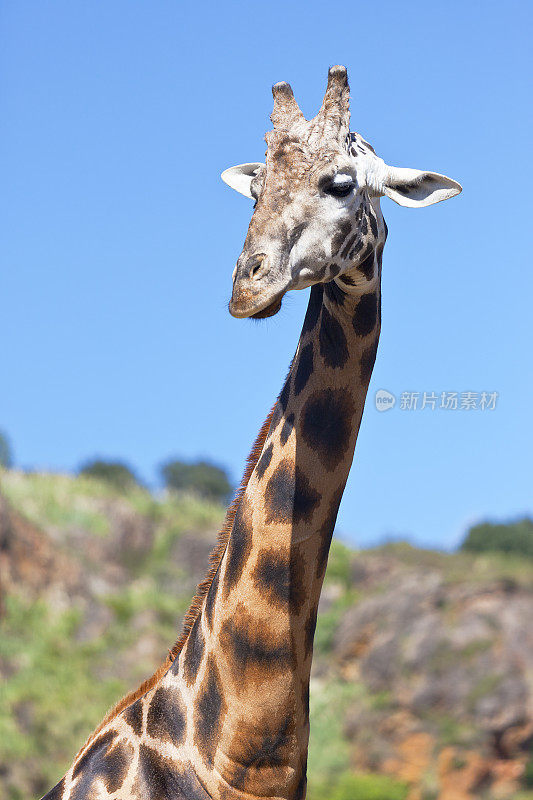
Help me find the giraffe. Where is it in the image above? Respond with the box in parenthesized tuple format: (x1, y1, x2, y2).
(40, 66, 461, 800)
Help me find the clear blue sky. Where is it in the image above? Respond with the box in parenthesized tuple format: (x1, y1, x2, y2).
(2, 1, 532, 549)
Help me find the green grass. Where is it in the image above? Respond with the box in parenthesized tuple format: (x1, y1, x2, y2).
(313, 589, 359, 657)
(308, 771, 408, 800)
(323, 539, 354, 589)
(466, 673, 503, 712)
(0, 470, 112, 536)
(521, 741, 533, 789)
(0, 578, 195, 798)
(373, 541, 533, 588)
(418, 711, 478, 749)
(104, 581, 190, 638)
(0, 594, 125, 798)
(307, 679, 365, 789)
(0, 470, 224, 545)
(368, 690, 394, 710)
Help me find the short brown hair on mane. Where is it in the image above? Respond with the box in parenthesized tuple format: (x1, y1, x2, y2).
(77, 404, 276, 756)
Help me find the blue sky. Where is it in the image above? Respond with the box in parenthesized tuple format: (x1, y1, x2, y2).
(1, 1, 532, 549)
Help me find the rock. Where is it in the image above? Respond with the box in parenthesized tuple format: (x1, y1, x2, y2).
(0, 490, 83, 608)
(172, 531, 216, 589)
(327, 549, 533, 798)
(103, 499, 155, 565)
(360, 635, 400, 691)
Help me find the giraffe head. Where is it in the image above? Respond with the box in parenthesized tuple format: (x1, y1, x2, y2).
(222, 65, 461, 319)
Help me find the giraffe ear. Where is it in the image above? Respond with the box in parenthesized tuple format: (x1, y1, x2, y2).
(382, 166, 462, 208)
(221, 162, 265, 199)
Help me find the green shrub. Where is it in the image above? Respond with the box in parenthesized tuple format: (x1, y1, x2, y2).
(324, 540, 353, 588)
(78, 459, 139, 492)
(460, 518, 533, 559)
(160, 458, 231, 503)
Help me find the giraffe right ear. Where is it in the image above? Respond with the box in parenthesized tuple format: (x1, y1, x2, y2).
(381, 166, 462, 207)
(221, 163, 264, 199)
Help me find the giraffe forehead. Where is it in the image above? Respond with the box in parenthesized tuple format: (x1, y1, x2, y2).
(264, 132, 345, 190)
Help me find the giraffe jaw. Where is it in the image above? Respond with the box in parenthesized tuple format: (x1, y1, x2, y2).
(229, 289, 285, 320)
(251, 297, 283, 319)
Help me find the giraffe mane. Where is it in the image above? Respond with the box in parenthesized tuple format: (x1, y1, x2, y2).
(77, 402, 276, 755)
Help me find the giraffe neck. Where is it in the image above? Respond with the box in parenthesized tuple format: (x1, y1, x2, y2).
(48, 250, 383, 800)
(174, 257, 382, 799)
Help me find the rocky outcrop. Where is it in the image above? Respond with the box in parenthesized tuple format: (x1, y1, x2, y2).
(0, 490, 83, 607)
(321, 550, 533, 799)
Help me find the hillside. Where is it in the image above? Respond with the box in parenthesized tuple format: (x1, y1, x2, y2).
(0, 470, 532, 800)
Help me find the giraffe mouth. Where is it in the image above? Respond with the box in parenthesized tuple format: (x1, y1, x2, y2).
(251, 297, 283, 319)
(229, 286, 286, 319)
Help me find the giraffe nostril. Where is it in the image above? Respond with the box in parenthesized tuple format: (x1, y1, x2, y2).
(251, 261, 263, 280)
(248, 254, 267, 281)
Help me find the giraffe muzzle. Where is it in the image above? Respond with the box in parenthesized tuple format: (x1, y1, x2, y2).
(229, 252, 288, 319)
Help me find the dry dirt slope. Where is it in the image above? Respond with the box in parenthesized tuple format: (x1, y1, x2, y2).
(0, 470, 532, 800)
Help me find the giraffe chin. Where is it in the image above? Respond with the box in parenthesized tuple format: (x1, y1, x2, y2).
(251, 297, 283, 319)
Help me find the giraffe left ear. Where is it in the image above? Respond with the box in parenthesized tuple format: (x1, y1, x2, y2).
(221, 162, 265, 199)
(382, 166, 462, 208)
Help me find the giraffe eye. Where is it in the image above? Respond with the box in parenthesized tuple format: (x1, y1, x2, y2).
(325, 179, 355, 198)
